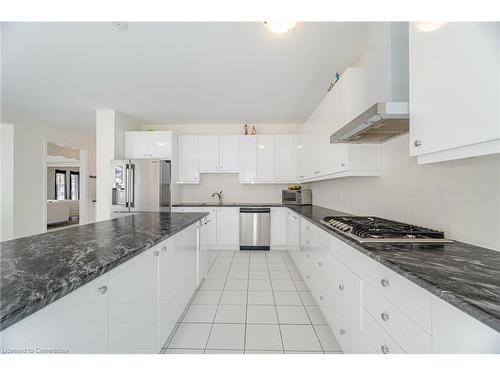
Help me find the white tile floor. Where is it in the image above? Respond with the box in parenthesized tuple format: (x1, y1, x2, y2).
(163, 249, 342, 354)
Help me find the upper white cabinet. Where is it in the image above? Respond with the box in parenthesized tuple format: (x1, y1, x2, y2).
(199, 135, 239, 173)
(177, 135, 200, 183)
(296, 134, 381, 182)
(275, 135, 295, 182)
(125, 131, 172, 159)
(239, 136, 258, 183)
(257, 135, 276, 182)
(410, 22, 500, 164)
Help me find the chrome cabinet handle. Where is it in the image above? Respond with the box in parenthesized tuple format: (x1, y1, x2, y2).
(380, 279, 390, 287)
(318, 262, 323, 267)
(414, 140, 422, 147)
(381, 345, 390, 354)
(154, 250, 160, 256)
(339, 329, 346, 336)
(98, 286, 108, 294)
(162, 246, 167, 252)
(340, 162, 346, 167)
(319, 295, 325, 301)
(381, 312, 390, 321)
(338, 284, 344, 291)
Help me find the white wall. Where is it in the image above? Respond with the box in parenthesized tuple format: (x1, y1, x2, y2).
(179, 174, 289, 204)
(9, 121, 95, 239)
(310, 135, 500, 251)
(141, 123, 302, 135)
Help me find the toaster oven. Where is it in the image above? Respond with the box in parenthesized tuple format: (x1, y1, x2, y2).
(282, 189, 312, 206)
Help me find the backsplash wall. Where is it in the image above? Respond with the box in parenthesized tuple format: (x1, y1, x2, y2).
(309, 134, 500, 251)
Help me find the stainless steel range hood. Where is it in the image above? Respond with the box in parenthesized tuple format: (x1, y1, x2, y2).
(330, 102, 409, 144)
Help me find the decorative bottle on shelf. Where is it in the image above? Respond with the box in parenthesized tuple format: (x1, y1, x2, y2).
(244, 124, 249, 135)
(251, 126, 256, 135)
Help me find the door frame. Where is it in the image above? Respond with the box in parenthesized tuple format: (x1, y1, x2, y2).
(42, 138, 89, 232)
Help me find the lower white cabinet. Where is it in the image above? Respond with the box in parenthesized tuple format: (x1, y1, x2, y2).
(216, 207, 239, 248)
(270, 207, 287, 248)
(0, 274, 109, 354)
(108, 247, 159, 353)
(286, 209, 300, 254)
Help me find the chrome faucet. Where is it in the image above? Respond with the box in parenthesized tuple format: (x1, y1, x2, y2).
(211, 191, 223, 205)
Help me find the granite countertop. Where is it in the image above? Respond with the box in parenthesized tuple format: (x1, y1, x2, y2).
(173, 202, 284, 207)
(287, 205, 500, 333)
(0, 212, 207, 331)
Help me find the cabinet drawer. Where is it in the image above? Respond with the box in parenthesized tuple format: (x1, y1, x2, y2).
(321, 304, 360, 326)
(363, 282, 431, 353)
(331, 324, 374, 354)
(330, 236, 362, 276)
(362, 308, 406, 354)
(361, 255, 431, 332)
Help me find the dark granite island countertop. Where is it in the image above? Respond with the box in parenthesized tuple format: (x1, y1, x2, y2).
(287, 205, 500, 333)
(0, 212, 207, 331)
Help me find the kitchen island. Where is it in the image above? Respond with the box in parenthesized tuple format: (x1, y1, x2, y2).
(0, 212, 208, 353)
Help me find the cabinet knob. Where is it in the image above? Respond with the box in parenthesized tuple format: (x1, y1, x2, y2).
(414, 140, 422, 147)
(306, 275, 311, 279)
(154, 250, 160, 256)
(380, 345, 390, 354)
(339, 328, 346, 336)
(340, 162, 346, 167)
(380, 278, 390, 288)
(380, 312, 390, 322)
(318, 262, 323, 267)
(162, 246, 168, 252)
(98, 286, 108, 294)
(319, 295, 325, 301)
(338, 284, 344, 291)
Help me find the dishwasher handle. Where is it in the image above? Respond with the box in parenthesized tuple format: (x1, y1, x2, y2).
(239, 207, 271, 213)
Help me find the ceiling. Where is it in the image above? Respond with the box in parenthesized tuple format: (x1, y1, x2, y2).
(1, 22, 368, 133)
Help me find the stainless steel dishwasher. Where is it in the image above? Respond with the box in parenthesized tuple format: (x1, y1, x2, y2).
(239, 207, 270, 250)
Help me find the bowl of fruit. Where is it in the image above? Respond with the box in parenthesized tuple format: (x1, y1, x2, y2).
(288, 184, 302, 191)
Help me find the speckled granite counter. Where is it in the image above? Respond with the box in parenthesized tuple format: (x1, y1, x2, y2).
(173, 202, 284, 207)
(287, 205, 500, 333)
(0, 212, 207, 331)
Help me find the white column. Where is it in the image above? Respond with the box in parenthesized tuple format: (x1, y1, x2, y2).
(0, 123, 14, 241)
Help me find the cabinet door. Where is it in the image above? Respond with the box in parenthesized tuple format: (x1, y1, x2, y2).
(108, 247, 159, 353)
(158, 237, 181, 347)
(125, 132, 148, 159)
(198, 220, 209, 284)
(177, 135, 199, 183)
(216, 207, 239, 247)
(286, 210, 300, 253)
(203, 207, 217, 247)
(239, 136, 258, 183)
(410, 22, 500, 157)
(180, 223, 199, 307)
(257, 135, 275, 182)
(271, 207, 286, 246)
(198, 135, 219, 172)
(219, 135, 239, 172)
(275, 135, 295, 182)
(0, 274, 109, 354)
(147, 131, 173, 159)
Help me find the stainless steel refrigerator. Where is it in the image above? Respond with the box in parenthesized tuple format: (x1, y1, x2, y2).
(111, 159, 171, 215)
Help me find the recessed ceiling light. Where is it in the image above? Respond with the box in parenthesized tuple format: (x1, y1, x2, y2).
(415, 22, 447, 32)
(264, 21, 297, 34)
(112, 22, 128, 31)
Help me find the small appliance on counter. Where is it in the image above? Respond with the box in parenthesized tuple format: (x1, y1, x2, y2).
(320, 216, 452, 243)
(282, 189, 312, 206)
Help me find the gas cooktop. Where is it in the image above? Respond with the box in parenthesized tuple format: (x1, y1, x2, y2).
(320, 216, 452, 243)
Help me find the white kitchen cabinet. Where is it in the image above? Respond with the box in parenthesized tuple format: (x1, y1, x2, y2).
(0, 274, 109, 354)
(216, 207, 239, 248)
(172, 207, 217, 248)
(410, 22, 500, 164)
(239, 136, 258, 183)
(270, 207, 287, 249)
(431, 296, 500, 354)
(257, 135, 276, 182)
(198, 218, 209, 284)
(108, 247, 159, 353)
(275, 135, 295, 182)
(125, 131, 172, 159)
(198, 135, 239, 173)
(177, 135, 199, 183)
(218, 135, 239, 172)
(198, 135, 219, 172)
(286, 210, 300, 254)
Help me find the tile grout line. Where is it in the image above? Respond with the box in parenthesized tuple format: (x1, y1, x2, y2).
(243, 250, 250, 353)
(267, 251, 285, 354)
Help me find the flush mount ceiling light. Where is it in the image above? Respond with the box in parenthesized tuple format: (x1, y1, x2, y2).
(264, 21, 297, 34)
(415, 22, 447, 32)
(112, 22, 128, 31)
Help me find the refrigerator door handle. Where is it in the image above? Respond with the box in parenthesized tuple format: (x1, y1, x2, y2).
(129, 163, 135, 208)
(125, 164, 130, 208)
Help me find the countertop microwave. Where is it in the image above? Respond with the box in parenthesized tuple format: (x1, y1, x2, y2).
(282, 190, 312, 206)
